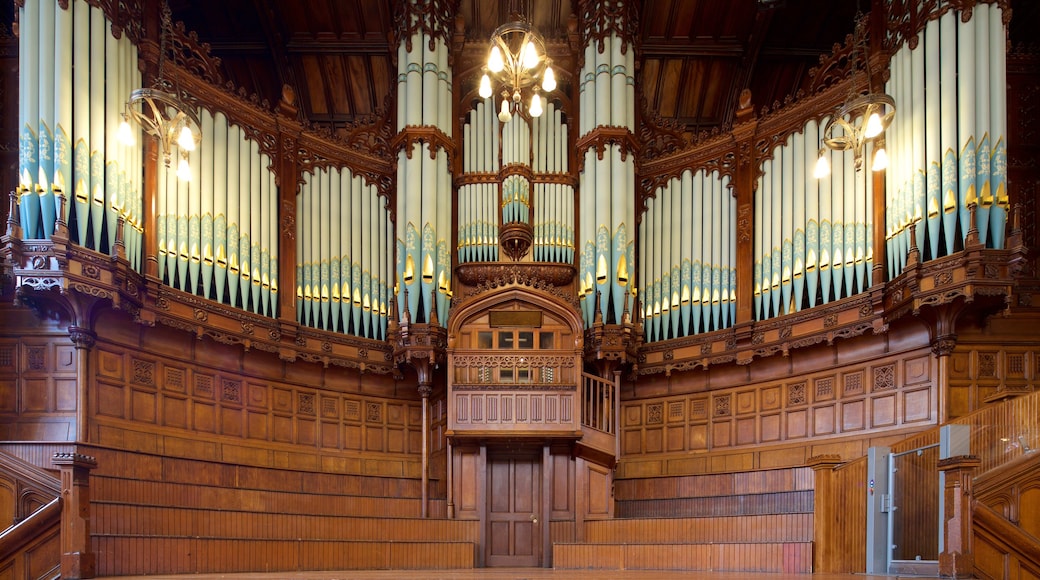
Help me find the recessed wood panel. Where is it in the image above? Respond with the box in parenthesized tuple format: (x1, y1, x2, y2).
(645, 427, 663, 453)
(54, 345, 76, 370)
(712, 421, 731, 447)
(321, 421, 339, 448)
(689, 424, 708, 450)
(760, 413, 781, 442)
(97, 382, 125, 418)
(131, 389, 156, 423)
(387, 427, 405, 453)
(736, 417, 756, 445)
(813, 405, 835, 435)
(248, 410, 269, 440)
(761, 386, 782, 410)
(903, 388, 931, 423)
(904, 355, 931, 385)
(841, 400, 865, 432)
(736, 390, 756, 415)
(193, 401, 216, 433)
(55, 378, 77, 411)
(871, 395, 896, 427)
(22, 378, 50, 411)
(297, 418, 316, 445)
(97, 349, 124, 379)
(220, 407, 243, 437)
(667, 425, 685, 451)
(0, 378, 16, 412)
(786, 409, 807, 439)
(163, 396, 188, 429)
(273, 414, 293, 443)
(365, 426, 384, 452)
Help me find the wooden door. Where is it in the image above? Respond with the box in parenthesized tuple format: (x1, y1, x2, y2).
(486, 452, 541, 567)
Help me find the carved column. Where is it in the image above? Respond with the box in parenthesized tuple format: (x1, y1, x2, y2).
(276, 97, 300, 328)
(53, 452, 98, 579)
(68, 327, 96, 443)
(807, 454, 844, 573)
(418, 379, 432, 518)
(938, 455, 981, 578)
(931, 334, 957, 424)
(732, 89, 757, 329)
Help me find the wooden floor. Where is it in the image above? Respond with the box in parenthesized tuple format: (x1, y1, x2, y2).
(98, 570, 927, 579)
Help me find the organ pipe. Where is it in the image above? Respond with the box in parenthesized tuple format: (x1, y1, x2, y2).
(641, 170, 735, 341)
(754, 117, 872, 322)
(155, 110, 278, 318)
(296, 166, 390, 338)
(395, 7, 452, 325)
(18, 0, 140, 257)
(884, 3, 1008, 273)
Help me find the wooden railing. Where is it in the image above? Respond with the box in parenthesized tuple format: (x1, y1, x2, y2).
(0, 497, 61, 580)
(973, 500, 1040, 570)
(581, 372, 617, 435)
(892, 390, 1038, 475)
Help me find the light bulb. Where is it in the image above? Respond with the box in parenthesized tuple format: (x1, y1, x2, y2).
(530, 93, 543, 117)
(488, 45, 504, 73)
(814, 150, 831, 179)
(479, 74, 492, 99)
(498, 97, 512, 123)
(871, 147, 889, 171)
(177, 125, 196, 151)
(542, 65, 556, 92)
(523, 41, 540, 69)
(177, 156, 192, 181)
(117, 118, 136, 146)
(864, 112, 883, 138)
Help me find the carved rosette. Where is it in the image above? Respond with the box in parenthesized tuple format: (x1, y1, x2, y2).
(931, 335, 957, 357)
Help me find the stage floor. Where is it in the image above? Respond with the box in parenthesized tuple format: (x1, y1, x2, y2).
(98, 570, 929, 579)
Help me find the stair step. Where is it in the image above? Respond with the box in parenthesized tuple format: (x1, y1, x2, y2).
(553, 541, 812, 573)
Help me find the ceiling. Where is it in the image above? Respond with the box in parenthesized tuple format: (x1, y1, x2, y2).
(163, 0, 1037, 142)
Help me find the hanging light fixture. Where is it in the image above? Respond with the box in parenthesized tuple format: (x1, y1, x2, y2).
(478, 5, 556, 123)
(117, 0, 201, 181)
(815, 12, 894, 177)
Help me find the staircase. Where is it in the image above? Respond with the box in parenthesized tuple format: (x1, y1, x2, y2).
(0, 450, 62, 580)
(554, 466, 814, 572)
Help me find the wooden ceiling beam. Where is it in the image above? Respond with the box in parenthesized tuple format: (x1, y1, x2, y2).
(640, 40, 744, 58)
(249, 0, 302, 114)
(724, 3, 778, 125)
(284, 38, 393, 55)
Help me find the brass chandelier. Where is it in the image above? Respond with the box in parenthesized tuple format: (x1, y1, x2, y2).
(478, 11, 557, 123)
(814, 13, 894, 177)
(117, 0, 200, 181)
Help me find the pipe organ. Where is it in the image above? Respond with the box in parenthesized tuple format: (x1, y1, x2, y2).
(884, 2, 1007, 278)
(17, 0, 143, 265)
(296, 167, 392, 340)
(395, 6, 453, 325)
(641, 170, 735, 342)
(578, 2, 637, 328)
(459, 98, 501, 264)
(459, 99, 574, 265)
(755, 121, 873, 321)
(531, 103, 574, 265)
(157, 109, 278, 318)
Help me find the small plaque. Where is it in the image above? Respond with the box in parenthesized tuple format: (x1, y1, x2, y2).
(489, 310, 542, 327)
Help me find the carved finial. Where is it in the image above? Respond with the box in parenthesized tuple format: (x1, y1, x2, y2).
(621, 291, 631, 325)
(429, 288, 439, 326)
(594, 290, 603, 325)
(401, 287, 411, 326)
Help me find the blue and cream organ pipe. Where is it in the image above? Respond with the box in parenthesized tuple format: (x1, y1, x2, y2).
(395, 3, 453, 325)
(17, 0, 141, 262)
(756, 119, 872, 322)
(578, 4, 636, 328)
(530, 103, 574, 265)
(157, 110, 278, 318)
(641, 170, 735, 342)
(459, 98, 500, 264)
(296, 167, 391, 339)
(884, 1, 1008, 273)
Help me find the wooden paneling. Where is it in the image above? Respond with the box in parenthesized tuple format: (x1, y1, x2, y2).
(620, 345, 937, 477)
(553, 541, 812, 573)
(814, 456, 868, 574)
(583, 514, 812, 543)
(615, 467, 812, 517)
(88, 335, 421, 476)
(0, 336, 78, 441)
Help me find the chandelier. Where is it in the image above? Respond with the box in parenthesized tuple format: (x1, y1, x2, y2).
(117, 0, 200, 181)
(814, 13, 894, 177)
(478, 12, 557, 123)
